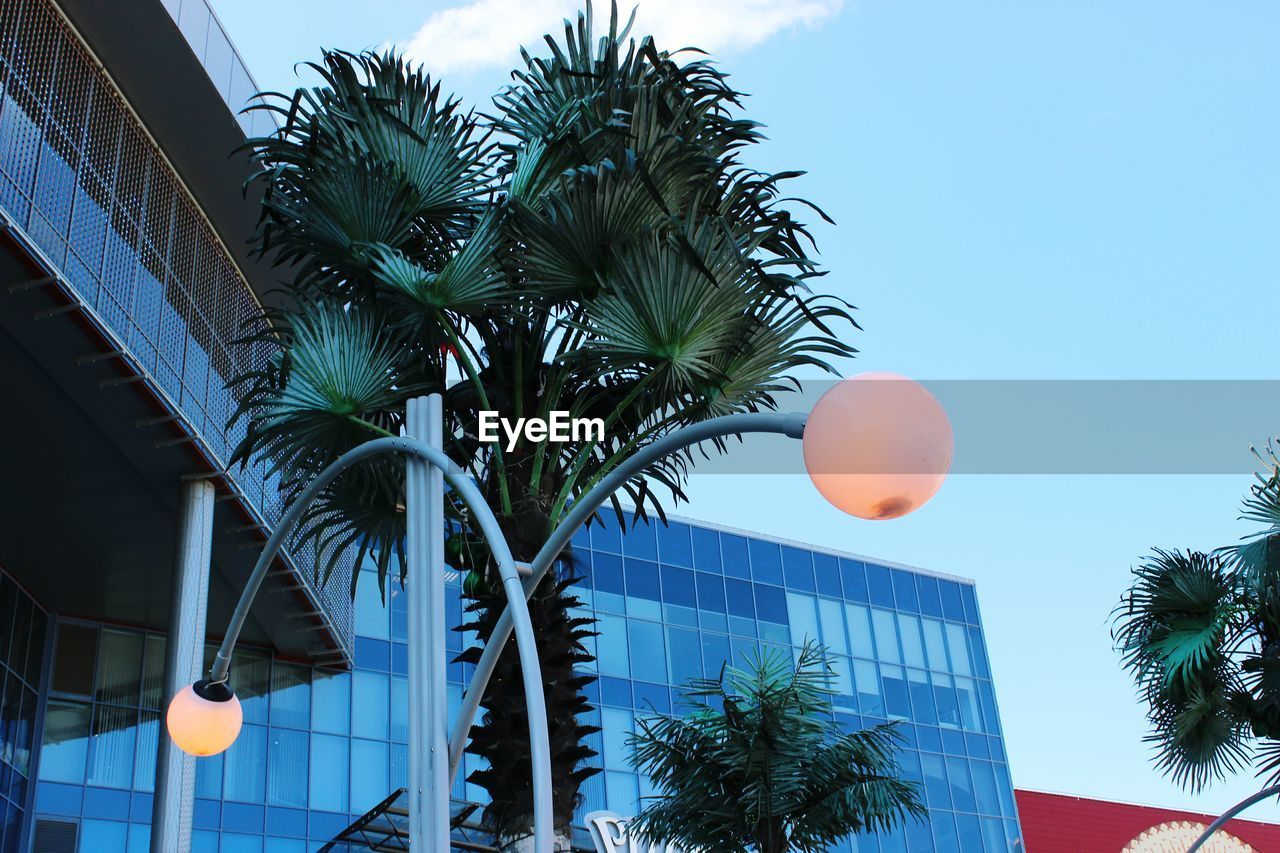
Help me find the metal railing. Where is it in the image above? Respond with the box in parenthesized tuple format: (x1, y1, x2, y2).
(0, 0, 352, 656)
(320, 792, 503, 852)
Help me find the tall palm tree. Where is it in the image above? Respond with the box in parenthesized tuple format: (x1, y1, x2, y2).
(1114, 447, 1280, 792)
(628, 642, 925, 852)
(228, 4, 856, 847)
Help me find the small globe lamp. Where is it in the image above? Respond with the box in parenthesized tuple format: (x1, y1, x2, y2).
(166, 679, 243, 757)
(803, 372, 953, 520)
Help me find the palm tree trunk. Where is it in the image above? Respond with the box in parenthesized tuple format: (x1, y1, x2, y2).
(454, 512, 600, 843)
(753, 824, 789, 853)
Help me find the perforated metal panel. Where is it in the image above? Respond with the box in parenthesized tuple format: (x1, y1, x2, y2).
(0, 0, 353, 657)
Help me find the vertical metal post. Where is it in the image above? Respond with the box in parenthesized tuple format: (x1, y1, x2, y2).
(407, 395, 448, 851)
(152, 477, 216, 853)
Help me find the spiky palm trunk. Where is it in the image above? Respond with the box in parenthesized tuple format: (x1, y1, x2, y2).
(454, 512, 601, 840)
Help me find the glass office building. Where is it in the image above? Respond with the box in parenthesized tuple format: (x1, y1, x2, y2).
(24, 512, 1023, 852)
(568, 515, 1022, 853)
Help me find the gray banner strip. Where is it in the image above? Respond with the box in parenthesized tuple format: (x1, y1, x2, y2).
(685, 380, 1280, 475)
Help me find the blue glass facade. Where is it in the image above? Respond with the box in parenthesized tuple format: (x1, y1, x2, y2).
(33, 623, 394, 852)
(567, 515, 1023, 852)
(21, 512, 1022, 852)
(0, 576, 46, 853)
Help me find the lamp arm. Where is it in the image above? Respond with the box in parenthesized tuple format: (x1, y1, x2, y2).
(209, 435, 554, 853)
(211, 440, 400, 683)
(446, 410, 807, 782)
(1187, 784, 1280, 853)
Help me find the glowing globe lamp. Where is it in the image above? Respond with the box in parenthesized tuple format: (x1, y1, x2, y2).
(802, 372, 953, 520)
(166, 680, 243, 757)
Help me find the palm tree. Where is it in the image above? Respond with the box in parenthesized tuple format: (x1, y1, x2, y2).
(628, 642, 925, 852)
(228, 4, 856, 847)
(1113, 447, 1280, 793)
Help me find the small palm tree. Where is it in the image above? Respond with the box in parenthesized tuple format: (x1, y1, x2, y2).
(228, 4, 856, 847)
(1114, 447, 1280, 792)
(628, 642, 925, 853)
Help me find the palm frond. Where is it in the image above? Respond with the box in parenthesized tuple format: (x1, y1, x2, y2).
(371, 210, 506, 314)
(1114, 549, 1239, 687)
(1149, 677, 1251, 792)
(1116, 533, 1280, 792)
(244, 49, 492, 294)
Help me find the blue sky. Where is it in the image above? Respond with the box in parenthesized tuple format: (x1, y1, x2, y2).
(209, 0, 1280, 818)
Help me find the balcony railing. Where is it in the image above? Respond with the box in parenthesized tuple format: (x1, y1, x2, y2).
(0, 0, 352, 656)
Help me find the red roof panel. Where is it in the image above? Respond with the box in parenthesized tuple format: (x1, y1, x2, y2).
(1016, 789, 1280, 852)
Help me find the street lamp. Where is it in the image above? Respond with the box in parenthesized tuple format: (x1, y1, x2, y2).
(166, 679, 242, 757)
(167, 380, 952, 853)
(803, 372, 953, 520)
(167, 417, 555, 852)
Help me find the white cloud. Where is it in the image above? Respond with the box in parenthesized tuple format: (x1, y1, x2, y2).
(401, 0, 843, 76)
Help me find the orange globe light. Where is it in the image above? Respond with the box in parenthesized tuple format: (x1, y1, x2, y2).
(166, 680, 243, 757)
(802, 372, 953, 520)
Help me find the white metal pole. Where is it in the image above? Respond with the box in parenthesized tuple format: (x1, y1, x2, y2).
(406, 399, 422, 850)
(153, 477, 215, 853)
(425, 394, 450, 846)
(407, 394, 449, 851)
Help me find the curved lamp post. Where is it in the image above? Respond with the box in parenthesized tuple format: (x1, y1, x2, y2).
(165, 373, 952, 853)
(1187, 784, 1280, 852)
(166, 409, 555, 853)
